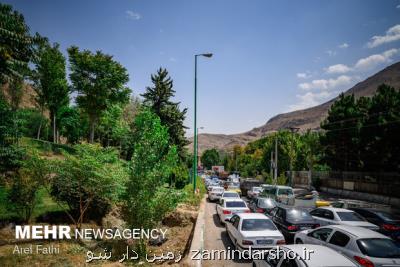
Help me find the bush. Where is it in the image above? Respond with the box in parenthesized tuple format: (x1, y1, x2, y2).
(183, 177, 206, 206)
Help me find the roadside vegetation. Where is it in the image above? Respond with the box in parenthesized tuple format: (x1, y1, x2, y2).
(0, 3, 202, 265)
(203, 84, 400, 180)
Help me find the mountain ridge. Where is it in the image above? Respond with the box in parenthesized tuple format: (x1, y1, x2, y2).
(189, 61, 400, 153)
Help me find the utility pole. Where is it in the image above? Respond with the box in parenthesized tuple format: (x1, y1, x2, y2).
(274, 137, 278, 184)
(270, 151, 273, 182)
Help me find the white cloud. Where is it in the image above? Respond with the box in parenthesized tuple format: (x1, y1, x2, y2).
(126, 10, 142, 20)
(354, 48, 399, 70)
(367, 24, 400, 48)
(288, 91, 333, 111)
(325, 64, 352, 74)
(397, 4, 400, 9)
(299, 75, 353, 91)
(169, 57, 177, 62)
(326, 50, 337, 56)
(296, 72, 311, 79)
(339, 43, 349, 49)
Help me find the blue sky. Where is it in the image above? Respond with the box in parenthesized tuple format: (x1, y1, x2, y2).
(5, 0, 400, 135)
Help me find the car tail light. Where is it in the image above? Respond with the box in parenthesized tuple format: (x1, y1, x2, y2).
(382, 224, 400, 231)
(245, 209, 251, 213)
(276, 240, 286, 245)
(223, 210, 231, 215)
(242, 240, 253, 245)
(287, 225, 298, 231)
(354, 256, 374, 267)
(256, 208, 265, 213)
(313, 224, 320, 228)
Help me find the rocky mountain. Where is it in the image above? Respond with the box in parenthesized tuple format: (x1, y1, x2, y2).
(189, 61, 400, 153)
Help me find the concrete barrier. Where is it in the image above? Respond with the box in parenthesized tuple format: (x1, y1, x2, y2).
(184, 195, 206, 267)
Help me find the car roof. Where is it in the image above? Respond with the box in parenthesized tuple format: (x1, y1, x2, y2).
(275, 185, 293, 189)
(284, 245, 357, 266)
(236, 213, 268, 219)
(223, 191, 239, 194)
(317, 206, 353, 212)
(325, 225, 388, 239)
(211, 186, 224, 190)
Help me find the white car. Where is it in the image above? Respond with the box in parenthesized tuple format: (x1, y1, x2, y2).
(309, 207, 379, 230)
(216, 198, 249, 224)
(226, 213, 285, 251)
(294, 225, 400, 267)
(219, 191, 241, 203)
(253, 244, 360, 267)
(208, 186, 224, 201)
(247, 186, 263, 199)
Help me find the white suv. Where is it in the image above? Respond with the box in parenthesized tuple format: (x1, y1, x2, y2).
(208, 186, 224, 201)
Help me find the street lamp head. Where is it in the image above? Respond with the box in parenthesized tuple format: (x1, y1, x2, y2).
(201, 53, 213, 58)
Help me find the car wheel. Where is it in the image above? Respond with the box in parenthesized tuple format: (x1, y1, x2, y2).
(295, 239, 303, 244)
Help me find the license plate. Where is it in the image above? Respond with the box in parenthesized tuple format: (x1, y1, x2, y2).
(300, 226, 311, 230)
(233, 210, 244, 213)
(257, 240, 273, 245)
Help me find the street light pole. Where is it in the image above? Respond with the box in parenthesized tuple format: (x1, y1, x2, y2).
(197, 127, 204, 168)
(193, 53, 212, 193)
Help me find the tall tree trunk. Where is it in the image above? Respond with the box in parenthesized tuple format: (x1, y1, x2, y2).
(89, 119, 95, 143)
(53, 113, 57, 143)
(37, 107, 43, 140)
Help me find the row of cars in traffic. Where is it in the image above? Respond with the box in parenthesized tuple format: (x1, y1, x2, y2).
(204, 177, 400, 267)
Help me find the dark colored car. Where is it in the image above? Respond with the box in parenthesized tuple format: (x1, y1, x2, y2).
(350, 208, 400, 241)
(268, 206, 320, 242)
(249, 197, 277, 214)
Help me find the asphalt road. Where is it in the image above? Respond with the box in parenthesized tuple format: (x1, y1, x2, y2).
(202, 197, 252, 267)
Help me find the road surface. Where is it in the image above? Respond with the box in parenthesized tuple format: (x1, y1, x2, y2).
(202, 198, 252, 267)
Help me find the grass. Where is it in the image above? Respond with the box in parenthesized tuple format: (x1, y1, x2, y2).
(0, 186, 68, 221)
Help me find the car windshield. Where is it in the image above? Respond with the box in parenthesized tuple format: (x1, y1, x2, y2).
(226, 201, 246, 208)
(337, 211, 365, 221)
(223, 192, 239, 198)
(231, 182, 240, 187)
(213, 188, 224, 192)
(277, 188, 293, 196)
(258, 199, 276, 209)
(253, 187, 262, 192)
(241, 219, 277, 231)
(287, 209, 313, 221)
(357, 238, 400, 258)
(376, 211, 400, 222)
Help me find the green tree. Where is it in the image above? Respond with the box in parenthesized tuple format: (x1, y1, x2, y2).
(98, 104, 129, 147)
(201, 148, 220, 170)
(0, 95, 24, 174)
(0, 3, 43, 84)
(141, 68, 188, 158)
(68, 46, 131, 143)
(8, 152, 50, 222)
(51, 144, 128, 228)
(32, 42, 69, 143)
(57, 106, 85, 144)
(125, 109, 178, 229)
(321, 93, 364, 171)
(360, 84, 400, 171)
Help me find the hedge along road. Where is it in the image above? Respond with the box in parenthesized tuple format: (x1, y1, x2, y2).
(202, 198, 251, 267)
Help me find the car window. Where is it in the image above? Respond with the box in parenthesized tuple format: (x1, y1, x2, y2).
(357, 238, 400, 258)
(258, 199, 276, 209)
(241, 219, 277, 231)
(223, 192, 239, 198)
(280, 258, 299, 267)
(232, 216, 240, 229)
(264, 249, 283, 267)
(286, 209, 313, 222)
(310, 209, 323, 217)
(337, 212, 365, 221)
(277, 188, 294, 196)
(276, 208, 285, 219)
(309, 228, 333, 241)
(226, 201, 247, 208)
(323, 210, 334, 220)
(376, 211, 400, 222)
(329, 231, 350, 247)
(270, 207, 278, 217)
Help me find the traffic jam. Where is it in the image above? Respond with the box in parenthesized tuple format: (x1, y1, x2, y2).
(204, 175, 400, 267)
